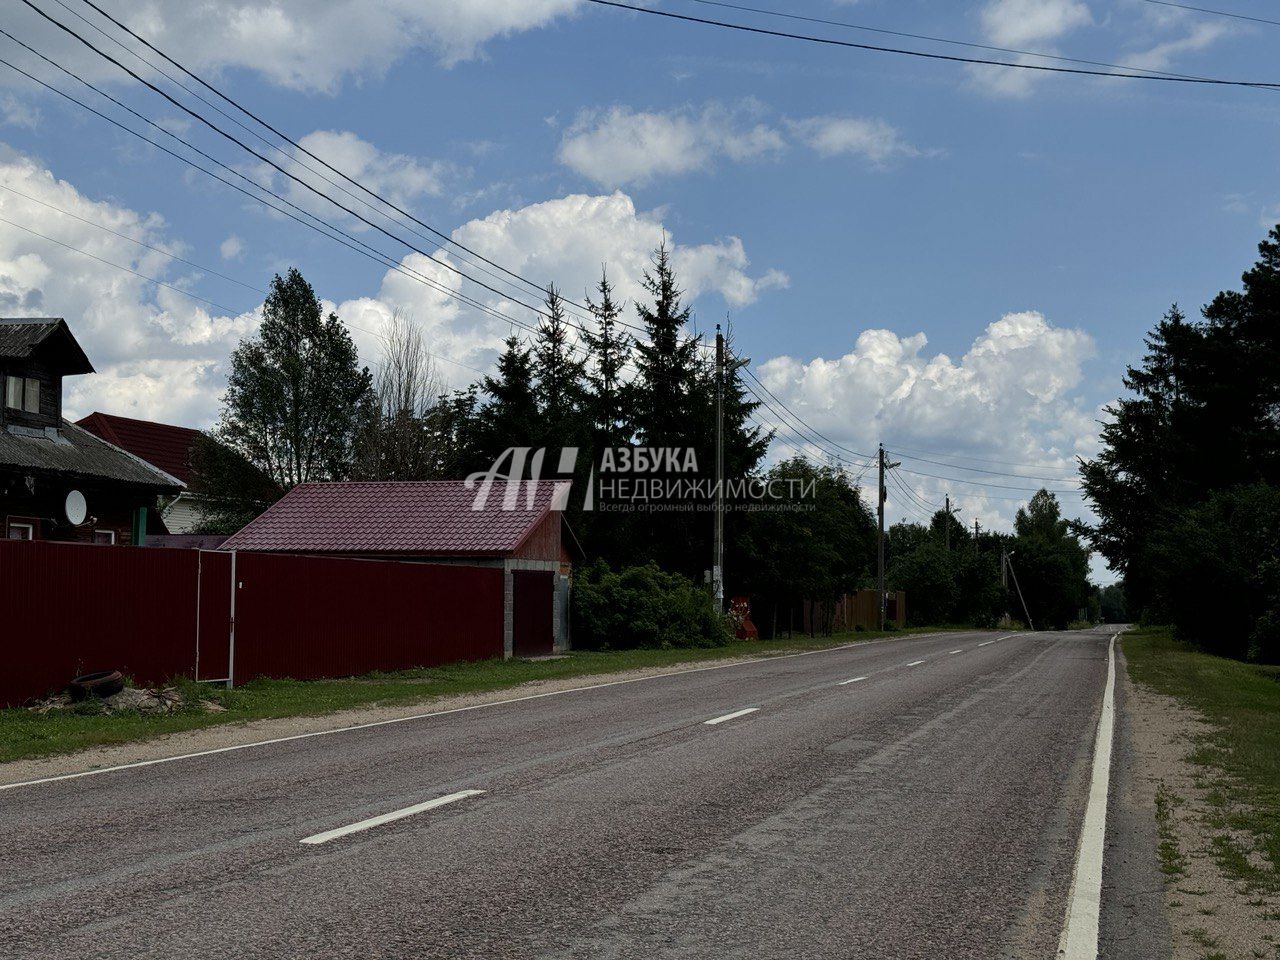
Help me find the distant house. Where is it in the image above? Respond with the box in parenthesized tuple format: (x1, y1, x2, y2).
(0, 318, 181, 543)
(76, 413, 207, 533)
(220, 480, 580, 656)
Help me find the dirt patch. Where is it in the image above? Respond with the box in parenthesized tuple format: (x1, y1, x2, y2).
(0, 651, 797, 788)
(1126, 674, 1280, 959)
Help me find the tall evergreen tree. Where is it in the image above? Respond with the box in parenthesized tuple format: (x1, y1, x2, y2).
(478, 335, 538, 467)
(216, 268, 372, 490)
(532, 284, 586, 447)
(582, 267, 633, 445)
(632, 240, 703, 449)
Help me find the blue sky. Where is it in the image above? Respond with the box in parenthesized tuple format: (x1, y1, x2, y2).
(1, 0, 1278, 569)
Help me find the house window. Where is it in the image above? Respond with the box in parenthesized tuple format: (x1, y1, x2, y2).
(93, 529, 116, 545)
(7, 521, 34, 540)
(3, 376, 39, 413)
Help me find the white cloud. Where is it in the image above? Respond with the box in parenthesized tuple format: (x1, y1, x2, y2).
(255, 129, 450, 230)
(788, 116, 923, 166)
(0, 146, 258, 426)
(756, 311, 1098, 529)
(219, 235, 244, 261)
(1123, 20, 1231, 73)
(0, 94, 39, 130)
(969, 0, 1093, 98)
(0, 147, 786, 424)
(559, 102, 925, 186)
(558, 102, 787, 188)
(451, 191, 788, 309)
(5, 0, 584, 94)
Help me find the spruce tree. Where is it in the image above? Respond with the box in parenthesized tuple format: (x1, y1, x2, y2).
(632, 240, 703, 449)
(478, 335, 538, 467)
(582, 267, 633, 445)
(532, 284, 586, 447)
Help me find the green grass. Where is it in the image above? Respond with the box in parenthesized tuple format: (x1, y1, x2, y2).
(1123, 626, 1280, 892)
(0, 626, 954, 766)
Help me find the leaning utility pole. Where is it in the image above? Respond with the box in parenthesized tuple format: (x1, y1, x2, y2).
(712, 324, 725, 609)
(876, 444, 900, 630)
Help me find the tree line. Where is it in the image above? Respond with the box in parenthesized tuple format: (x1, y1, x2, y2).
(1081, 226, 1280, 662)
(198, 245, 1101, 641)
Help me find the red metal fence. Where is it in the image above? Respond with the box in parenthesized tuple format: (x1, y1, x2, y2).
(0, 540, 504, 707)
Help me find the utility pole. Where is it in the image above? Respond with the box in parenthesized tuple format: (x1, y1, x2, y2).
(1005, 550, 1035, 630)
(974, 518, 980, 557)
(712, 324, 725, 609)
(877, 444, 901, 630)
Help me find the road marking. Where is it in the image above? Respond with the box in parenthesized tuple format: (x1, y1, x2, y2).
(301, 789, 484, 845)
(837, 676, 868, 685)
(0, 630, 999, 793)
(1057, 633, 1118, 960)
(978, 640, 994, 647)
(948, 649, 963, 655)
(704, 707, 759, 726)
(905, 660, 926, 667)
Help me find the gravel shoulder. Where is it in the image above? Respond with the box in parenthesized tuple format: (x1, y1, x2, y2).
(1125, 674, 1280, 960)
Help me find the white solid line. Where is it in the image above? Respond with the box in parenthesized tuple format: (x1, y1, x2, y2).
(905, 660, 926, 667)
(704, 707, 759, 726)
(837, 676, 868, 685)
(0, 629, 986, 793)
(1057, 634, 1118, 960)
(300, 789, 484, 845)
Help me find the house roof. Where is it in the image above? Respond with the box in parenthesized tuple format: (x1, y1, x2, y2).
(0, 419, 183, 490)
(0, 318, 93, 375)
(221, 480, 569, 557)
(76, 412, 201, 485)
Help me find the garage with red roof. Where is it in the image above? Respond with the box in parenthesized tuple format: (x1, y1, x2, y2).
(221, 480, 579, 657)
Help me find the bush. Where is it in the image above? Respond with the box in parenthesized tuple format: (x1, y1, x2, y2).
(571, 561, 733, 650)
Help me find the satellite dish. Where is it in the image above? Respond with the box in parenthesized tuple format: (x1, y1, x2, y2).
(65, 489, 87, 526)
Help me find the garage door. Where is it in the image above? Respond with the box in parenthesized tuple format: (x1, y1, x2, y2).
(512, 569, 554, 657)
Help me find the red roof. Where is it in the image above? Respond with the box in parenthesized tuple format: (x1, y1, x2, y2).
(220, 480, 569, 557)
(76, 412, 201, 485)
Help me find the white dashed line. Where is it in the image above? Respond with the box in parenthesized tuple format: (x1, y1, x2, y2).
(300, 789, 485, 845)
(905, 660, 926, 667)
(1057, 634, 1118, 959)
(978, 640, 994, 647)
(704, 707, 759, 726)
(948, 649, 963, 655)
(838, 676, 868, 686)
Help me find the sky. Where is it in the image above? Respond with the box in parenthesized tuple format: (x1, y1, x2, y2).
(2, 0, 1279, 581)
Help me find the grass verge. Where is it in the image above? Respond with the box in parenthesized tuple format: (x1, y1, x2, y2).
(1122, 625, 1280, 892)
(0, 626, 952, 766)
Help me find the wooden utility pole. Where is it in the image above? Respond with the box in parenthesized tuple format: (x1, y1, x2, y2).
(974, 518, 980, 557)
(712, 325, 725, 609)
(876, 444, 900, 630)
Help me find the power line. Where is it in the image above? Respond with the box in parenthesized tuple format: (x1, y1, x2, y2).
(680, 0, 1227, 82)
(0, 212, 248, 315)
(884, 441, 1082, 473)
(897, 463, 1085, 495)
(0, 181, 266, 295)
(64, 0, 653, 336)
(1139, 0, 1280, 28)
(892, 449, 1079, 483)
(587, 0, 1280, 89)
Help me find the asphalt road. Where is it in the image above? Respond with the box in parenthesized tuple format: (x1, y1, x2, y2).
(0, 626, 1153, 959)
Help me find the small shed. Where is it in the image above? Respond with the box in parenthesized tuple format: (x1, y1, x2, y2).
(220, 480, 580, 657)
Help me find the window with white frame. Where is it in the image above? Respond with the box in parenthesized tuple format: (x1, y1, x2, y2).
(7, 521, 34, 540)
(4, 375, 20, 410)
(93, 529, 116, 545)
